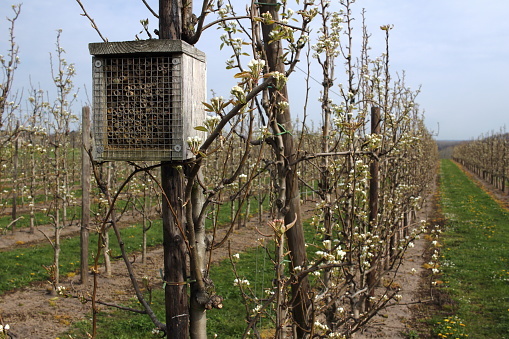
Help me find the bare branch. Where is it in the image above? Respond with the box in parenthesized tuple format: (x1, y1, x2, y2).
(37, 227, 55, 248)
(1, 216, 23, 234)
(200, 77, 273, 152)
(89, 153, 166, 332)
(0, 4, 21, 129)
(141, 0, 159, 18)
(186, 0, 213, 44)
(95, 299, 148, 313)
(75, 0, 108, 42)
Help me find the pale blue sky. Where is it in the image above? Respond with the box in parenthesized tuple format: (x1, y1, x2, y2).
(1, 0, 508, 140)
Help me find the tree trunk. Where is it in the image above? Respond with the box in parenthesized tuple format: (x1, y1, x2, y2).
(260, 1, 311, 335)
(103, 230, 111, 277)
(53, 145, 61, 293)
(62, 157, 68, 228)
(29, 149, 36, 234)
(189, 169, 207, 338)
(275, 231, 287, 339)
(103, 163, 113, 277)
(53, 207, 61, 295)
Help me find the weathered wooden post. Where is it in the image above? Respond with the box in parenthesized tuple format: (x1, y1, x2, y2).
(158, 1, 186, 335)
(369, 107, 380, 231)
(81, 106, 91, 285)
(11, 120, 19, 233)
(503, 135, 507, 193)
(159, 1, 188, 337)
(367, 106, 380, 308)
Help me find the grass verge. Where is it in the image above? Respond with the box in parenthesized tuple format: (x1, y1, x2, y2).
(64, 213, 319, 338)
(436, 159, 509, 338)
(0, 221, 163, 294)
(0, 194, 267, 293)
(65, 243, 276, 338)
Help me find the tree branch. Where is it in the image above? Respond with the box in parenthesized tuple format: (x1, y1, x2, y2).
(90, 154, 166, 332)
(75, 0, 108, 42)
(141, 0, 159, 18)
(185, 0, 212, 44)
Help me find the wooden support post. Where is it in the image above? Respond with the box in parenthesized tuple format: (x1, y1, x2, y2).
(81, 106, 91, 284)
(159, 1, 189, 337)
(367, 106, 381, 309)
(369, 108, 380, 229)
(11, 122, 19, 233)
(161, 163, 188, 338)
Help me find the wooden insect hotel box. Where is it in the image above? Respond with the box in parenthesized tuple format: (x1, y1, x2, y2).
(89, 40, 206, 161)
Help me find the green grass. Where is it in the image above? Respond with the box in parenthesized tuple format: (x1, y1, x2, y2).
(66, 301, 166, 339)
(0, 185, 305, 337)
(0, 198, 134, 230)
(65, 243, 276, 338)
(438, 159, 509, 338)
(205, 196, 271, 230)
(207, 244, 276, 338)
(0, 210, 53, 229)
(0, 220, 163, 294)
(64, 211, 321, 338)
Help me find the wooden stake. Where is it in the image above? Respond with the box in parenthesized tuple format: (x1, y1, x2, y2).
(367, 106, 381, 308)
(159, 1, 189, 337)
(11, 120, 20, 233)
(81, 106, 91, 284)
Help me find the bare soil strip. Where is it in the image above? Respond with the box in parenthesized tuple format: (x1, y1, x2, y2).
(0, 209, 275, 338)
(355, 186, 437, 339)
(0, 196, 440, 338)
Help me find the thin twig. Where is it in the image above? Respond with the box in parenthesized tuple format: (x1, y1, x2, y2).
(2, 216, 23, 234)
(76, 294, 149, 314)
(37, 227, 55, 248)
(89, 152, 166, 333)
(141, 0, 159, 18)
(75, 0, 108, 42)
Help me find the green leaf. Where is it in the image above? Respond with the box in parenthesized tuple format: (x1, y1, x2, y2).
(194, 126, 208, 132)
(202, 102, 214, 111)
(234, 71, 251, 79)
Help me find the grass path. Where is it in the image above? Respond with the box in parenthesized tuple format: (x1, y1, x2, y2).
(438, 159, 509, 338)
(0, 220, 164, 294)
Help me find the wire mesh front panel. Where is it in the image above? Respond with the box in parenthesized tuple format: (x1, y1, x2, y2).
(92, 55, 183, 161)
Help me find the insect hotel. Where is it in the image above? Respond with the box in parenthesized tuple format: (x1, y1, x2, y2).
(89, 40, 206, 161)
